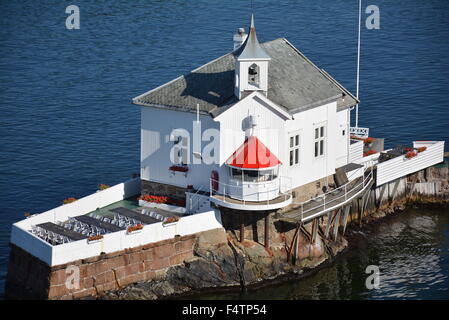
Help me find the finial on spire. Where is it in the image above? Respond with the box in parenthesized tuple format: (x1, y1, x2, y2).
(250, 13, 255, 29)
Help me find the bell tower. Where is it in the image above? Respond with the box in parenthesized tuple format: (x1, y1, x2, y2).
(234, 14, 271, 99)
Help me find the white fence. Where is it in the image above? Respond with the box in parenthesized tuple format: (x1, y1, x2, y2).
(48, 210, 222, 266)
(376, 141, 445, 186)
(10, 178, 224, 266)
(349, 139, 364, 163)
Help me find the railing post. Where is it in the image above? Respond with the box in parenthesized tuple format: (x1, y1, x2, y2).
(345, 184, 347, 201)
(323, 194, 326, 210)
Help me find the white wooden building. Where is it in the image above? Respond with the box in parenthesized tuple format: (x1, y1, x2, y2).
(133, 15, 362, 212)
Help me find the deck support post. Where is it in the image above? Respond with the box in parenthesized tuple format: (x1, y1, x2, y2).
(324, 211, 332, 239)
(408, 174, 419, 198)
(294, 228, 299, 265)
(311, 219, 318, 244)
(359, 190, 370, 227)
(264, 212, 270, 249)
(389, 179, 400, 204)
(333, 210, 341, 241)
(240, 214, 244, 243)
(377, 184, 387, 209)
(342, 205, 351, 235)
(287, 223, 301, 263)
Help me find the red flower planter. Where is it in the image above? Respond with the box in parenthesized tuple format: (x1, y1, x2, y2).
(169, 165, 188, 173)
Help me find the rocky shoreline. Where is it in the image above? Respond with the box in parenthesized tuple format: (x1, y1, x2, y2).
(99, 194, 449, 300)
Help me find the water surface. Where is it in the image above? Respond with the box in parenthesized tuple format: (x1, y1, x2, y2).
(1, 0, 449, 298)
(189, 207, 449, 300)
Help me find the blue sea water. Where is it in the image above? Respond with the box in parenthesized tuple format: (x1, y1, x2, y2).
(0, 0, 448, 299)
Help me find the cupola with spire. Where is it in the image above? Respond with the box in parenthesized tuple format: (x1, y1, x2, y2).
(234, 14, 271, 99)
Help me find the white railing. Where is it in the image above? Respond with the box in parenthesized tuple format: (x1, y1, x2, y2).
(349, 139, 364, 163)
(350, 126, 370, 139)
(187, 186, 204, 213)
(376, 141, 445, 186)
(210, 176, 292, 206)
(292, 166, 373, 221)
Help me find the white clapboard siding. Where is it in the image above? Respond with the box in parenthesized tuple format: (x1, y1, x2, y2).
(349, 140, 364, 163)
(376, 141, 445, 186)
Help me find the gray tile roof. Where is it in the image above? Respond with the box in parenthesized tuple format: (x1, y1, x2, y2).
(132, 38, 358, 117)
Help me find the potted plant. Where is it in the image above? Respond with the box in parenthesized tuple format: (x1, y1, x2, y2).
(87, 234, 104, 244)
(98, 183, 110, 191)
(363, 150, 377, 157)
(127, 224, 144, 234)
(63, 197, 77, 205)
(417, 146, 427, 153)
(405, 151, 418, 159)
(364, 137, 375, 148)
(162, 216, 180, 227)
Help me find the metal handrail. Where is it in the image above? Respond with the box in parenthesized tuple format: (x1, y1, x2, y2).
(188, 185, 204, 213)
(294, 165, 374, 218)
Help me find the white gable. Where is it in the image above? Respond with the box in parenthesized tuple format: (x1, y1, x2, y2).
(214, 92, 290, 165)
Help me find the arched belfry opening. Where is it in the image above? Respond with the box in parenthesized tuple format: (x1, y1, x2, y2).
(234, 14, 271, 99)
(248, 63, 260, 87)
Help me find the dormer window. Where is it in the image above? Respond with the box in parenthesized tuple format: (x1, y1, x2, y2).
(248, 63, 260, 87)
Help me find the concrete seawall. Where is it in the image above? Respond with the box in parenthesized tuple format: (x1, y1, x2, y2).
(5, 230, 206, 299)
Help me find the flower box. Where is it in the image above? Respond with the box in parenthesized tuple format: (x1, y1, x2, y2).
(363, 150, 377, 157)
(405, 151, 418, 159)
(127, 224, 144, 234)
(169, 165, 189, 173)
(98, 184, 110, 191)
(139, 194, 186, 208)
(87, 235, 104, 244)
(63, 197, 77, 205)
(417, 146, 427, 153)
(140, 194, 169, 204)
(363, 137, 374, 144)
(162, 216, 179, 227)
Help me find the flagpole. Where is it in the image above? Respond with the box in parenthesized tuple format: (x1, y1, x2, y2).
(355, 0, 362, 128)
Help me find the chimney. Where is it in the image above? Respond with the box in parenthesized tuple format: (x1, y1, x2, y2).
(233, 28, 247, 50)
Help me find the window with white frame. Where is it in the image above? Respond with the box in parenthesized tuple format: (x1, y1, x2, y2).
(289, 133, 300, 166)
(314, 124, 326, 158)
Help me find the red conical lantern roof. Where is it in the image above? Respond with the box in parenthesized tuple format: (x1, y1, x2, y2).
(226, 136, 281, 169)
